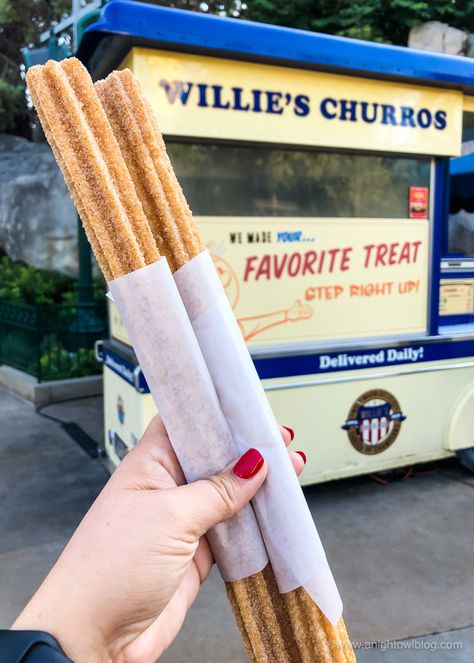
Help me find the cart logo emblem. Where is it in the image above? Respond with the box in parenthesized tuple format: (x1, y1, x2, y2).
(342, 389, 406, 455)
(117, 396, 125, 425)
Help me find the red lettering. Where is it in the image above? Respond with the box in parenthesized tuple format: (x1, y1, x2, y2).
(412, 241, 421, 262)
(244, 248, 356, 281)
(363, 244, 375, 268)
(327, 248, 339, 273)
(255, 255, 271, 280)
(388, 242, 399, 265)
(273, 253, 288, 278)
(374, 243, 388, 266)
(302, 251, 317, 275)
(364, 241, 423, 268)
(341, 247, 353, 271)
(399, 243, 410, 263)
(243, 256, 258, 282)
(288, 253, 302, 277)
(318, 250, 326, 274)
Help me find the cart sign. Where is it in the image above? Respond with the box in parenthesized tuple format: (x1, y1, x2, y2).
(199, 217, 429, 347)
(409, 187, 429, 218)
(342, 389, 406, 455)
(439, 279, 474, 315)
(121, 47, 463, 156)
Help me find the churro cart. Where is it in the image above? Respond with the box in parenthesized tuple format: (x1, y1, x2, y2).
(80, 0, 474, 483)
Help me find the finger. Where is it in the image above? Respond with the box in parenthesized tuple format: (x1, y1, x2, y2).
(193, 536, 214, 583)
(175, 448, 267, 539)
(118, 414, 186, 488)
(290, 450, 306, 477)
(279, 425, 295, 447)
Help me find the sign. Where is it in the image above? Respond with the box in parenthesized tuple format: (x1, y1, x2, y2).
(409, 187, 429, 218)
(342, 389, 406, 455)
(121, 47, 463, 156)
(439, 279, 474, 315)
(199, 217, 429, 348)
(254, 339, 474, 379)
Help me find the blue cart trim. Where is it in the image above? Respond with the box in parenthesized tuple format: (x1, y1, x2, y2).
(103, 345, 150, 393)
(105, 338, 474, 388)
(253, 338, 474, 380)
(451, 153, 474, 176)
(79, 0, 474, 92)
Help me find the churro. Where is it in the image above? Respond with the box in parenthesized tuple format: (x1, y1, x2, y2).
(26, 59, 156, 278)
(27, 69, 113, 281)
(27, 56, 355, 663)
(95, 69, 202, 270)
(97, 67, 355, 663)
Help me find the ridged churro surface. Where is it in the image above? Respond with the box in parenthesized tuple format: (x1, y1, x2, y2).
(60, 59, 159, 268)
(28, 56, 355, 663)
(26, 59, 158, 279)
(226, 565, 354, 663)
(96, 69, 204, 272)
(97, 68, 355, 663)
(26, 80, 113, 281)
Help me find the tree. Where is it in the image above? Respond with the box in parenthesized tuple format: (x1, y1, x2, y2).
(2, 0, 474, 137)
(241, 0, 474, 45)
(0, 0, 70, 136)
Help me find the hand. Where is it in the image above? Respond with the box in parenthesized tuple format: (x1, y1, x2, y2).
(286, 299, 313, 321)
(13, 415, 305, 662)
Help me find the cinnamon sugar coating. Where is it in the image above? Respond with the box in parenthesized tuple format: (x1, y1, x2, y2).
(26, 59, 158, 279)
(27, 57, 355, 663)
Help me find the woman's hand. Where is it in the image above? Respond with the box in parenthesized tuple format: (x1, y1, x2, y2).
(13, 415, 305, 663)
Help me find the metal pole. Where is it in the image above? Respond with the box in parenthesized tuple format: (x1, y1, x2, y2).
(77, 213, 95, 307)
(72, 0, 81, 52)
(73, 213, 103, 338)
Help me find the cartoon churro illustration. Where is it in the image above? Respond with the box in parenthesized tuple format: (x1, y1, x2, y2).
(213, 253, 314, 342)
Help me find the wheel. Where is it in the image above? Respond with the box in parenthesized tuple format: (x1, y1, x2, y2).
(456, 446, 474, 472)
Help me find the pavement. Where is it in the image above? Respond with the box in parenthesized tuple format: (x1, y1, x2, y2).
(0, 384, 473, 661)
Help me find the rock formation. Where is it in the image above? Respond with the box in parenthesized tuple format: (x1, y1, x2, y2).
(408, 21, 468, 56)
(0, 134, 78, 275)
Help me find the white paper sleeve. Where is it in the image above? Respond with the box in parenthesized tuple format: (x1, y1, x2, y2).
(109, 258, 268, 582)
(174, 250, 343, 624)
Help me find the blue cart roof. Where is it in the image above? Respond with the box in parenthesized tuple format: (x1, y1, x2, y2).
(451, 152, 474, 176)
(79, 0, 474, 93)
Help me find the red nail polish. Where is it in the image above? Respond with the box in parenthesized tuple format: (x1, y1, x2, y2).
(295, 450, 307, 464)
(234, 448, 264, 479)
(282, 425, 295, 442)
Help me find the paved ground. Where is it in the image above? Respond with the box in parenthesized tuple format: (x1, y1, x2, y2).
(1, 385, 473, 661)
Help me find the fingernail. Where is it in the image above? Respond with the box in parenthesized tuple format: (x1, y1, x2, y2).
(234, 448, 264, 479)
(282, 425, 295, 442)
(295, 450, 307, 464)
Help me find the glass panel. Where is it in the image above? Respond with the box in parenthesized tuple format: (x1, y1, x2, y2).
(167, 142, 431, 218)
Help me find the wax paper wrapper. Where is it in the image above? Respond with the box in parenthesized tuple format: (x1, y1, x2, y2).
(174, 250, 343, 624)
(110, 258, 269, 582)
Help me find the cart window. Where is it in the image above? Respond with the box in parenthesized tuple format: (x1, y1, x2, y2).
(448, 110, 474, 258)
(448, 196, 474, 257)
(167, 142, 430, 218)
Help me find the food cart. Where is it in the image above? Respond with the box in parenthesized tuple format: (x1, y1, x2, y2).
(78, 0, 474, 483)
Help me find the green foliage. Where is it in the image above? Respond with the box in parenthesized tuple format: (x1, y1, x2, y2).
(242, 0, 474, 45)
(0, 256, 105, 305)
(0, 79, 27, 132)
(0, 255, 106, 380)
(3, 0, 474, 136)
(39, 345, 98, 380)
(0, 0, 71, 135)
(0, 0, 71, 54)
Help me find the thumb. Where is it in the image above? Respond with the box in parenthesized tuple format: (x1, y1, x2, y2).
(177, 449, 267, 538)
